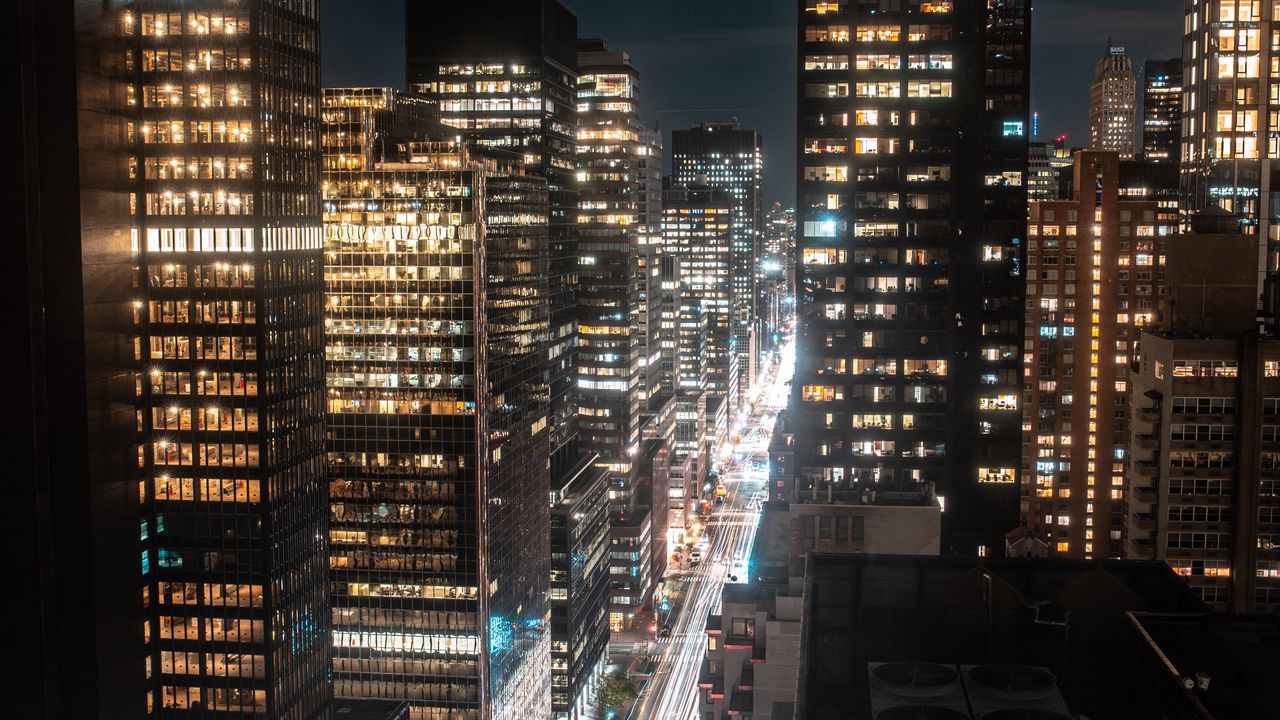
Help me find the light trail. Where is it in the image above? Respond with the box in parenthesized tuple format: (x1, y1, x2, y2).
(628, 341, 794, 720)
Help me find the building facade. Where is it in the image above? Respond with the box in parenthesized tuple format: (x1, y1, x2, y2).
(664, 182, 737, 468)
(407, 0, 581, 470)
(324, 138, 552, 720)
(1126, 216, 1280, 613)
(1089, 46, 1137, 158)
(795, 0, 1030, 553)
(574, 40, 663, 630)
(671, 122, 764, 405)
(1021, 151, 1175, 560)
(1141, 58, 1181, 162)
(549, 456, 611, 719)
(125, 2, 332, 716)
(1180, 0, 1276, 286)
(5, 2, 145, 717)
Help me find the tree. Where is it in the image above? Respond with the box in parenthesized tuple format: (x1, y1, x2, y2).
(592, 672, 639, 717)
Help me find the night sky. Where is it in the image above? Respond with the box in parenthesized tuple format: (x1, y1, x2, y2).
(321, 0, 1182, 207)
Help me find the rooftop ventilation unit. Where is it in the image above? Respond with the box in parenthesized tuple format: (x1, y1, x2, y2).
(962, 664, 1072, 720)
(869, 662, 970, 720)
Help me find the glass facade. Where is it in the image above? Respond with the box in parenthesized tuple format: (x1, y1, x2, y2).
(671, 122, 764, 407)
(407, 1, 581, 471)
(794, 0, 1029, 552)
(125, 1, 330, 716)
(323, 137, 552, 720)
(1181, 0, 1279, 284)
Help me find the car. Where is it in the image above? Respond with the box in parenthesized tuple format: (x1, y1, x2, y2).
(659, 624, 672, 638)
(690, 550, 703, 565)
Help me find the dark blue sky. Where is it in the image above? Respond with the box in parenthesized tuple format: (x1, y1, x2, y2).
(321, 0, 1182, 207)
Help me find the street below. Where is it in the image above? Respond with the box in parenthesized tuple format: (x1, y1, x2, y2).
(620, 340, 794, 720)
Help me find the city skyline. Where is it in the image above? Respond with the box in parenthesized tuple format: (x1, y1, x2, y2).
(320, 0, 1182, 206)
(11, 1, 1279, 719)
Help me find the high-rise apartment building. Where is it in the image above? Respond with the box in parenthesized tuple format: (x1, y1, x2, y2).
(324, 134, 552, 719)
(407, 0, 581, 469)
(671, 122, 763, 407)
(1127, 215, 1280, 612)
(1180, 0, 1277, 287)
(1021, 151, 1175, 560)
(1090, 46, 1137, 159)
(6, 3, 145, 717)
(125, 2, 331, 716)
(1142, 58, 1181, 162)
(795, 0, 1030, 552)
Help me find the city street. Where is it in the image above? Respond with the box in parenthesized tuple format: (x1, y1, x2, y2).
(622, 340, 794, 720)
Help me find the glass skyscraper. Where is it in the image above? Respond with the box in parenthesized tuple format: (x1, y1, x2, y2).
(323, 121, 553, 719)
(125, 1, 330, 716)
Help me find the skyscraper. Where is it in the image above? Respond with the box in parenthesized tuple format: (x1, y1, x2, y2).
(671, 122, 763, 408)
(407, 0, 581, 469)
(324, 132, 553, 719)
(1142, 58, 1181, 162)
(663, 181, 735, 507)
(795, 0, 1030, 553)
(1180, 0, 1275, 293)
(5, 3, 144, 717)
(548, 454, 610, 719)
(1089, 46, 1137, 159)
(574, 39, 655, 629)
(1021, 150, 1176, 560)
(126, 2, 331, 716)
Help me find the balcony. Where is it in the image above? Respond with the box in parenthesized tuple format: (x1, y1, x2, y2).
(1135, 433, 1158, 450)
(1132, 484, 1158, 503)
(1132, 512, 1156, 531)
(1134, 460, 1159, 477)
(1135, 405, 1160, 423)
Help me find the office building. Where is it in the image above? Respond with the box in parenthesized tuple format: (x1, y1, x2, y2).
(1028, 137, 1074, 201)
(1127, 213, 1280, 612)
(407, 0, 581, 469)
(1021, 151, 1176, 560)
(574, 39, 660, 629)
(1180, 0, 1276, 287)
(664, 181, 737, 465)
(1141, 58, 1181, 162)
(325, 136, 553, 719)
(1090, 46, 1137, 158)
(321, 87, 437, 171)
(671, 122, 764, 407)
(4, 2, 145, 717)
(549, 456, 611, 720)
(795, 0, 1030, 553)
(125, 2, 331, 716)
(758, 204, 797, 359)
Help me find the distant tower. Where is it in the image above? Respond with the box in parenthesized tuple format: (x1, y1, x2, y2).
(1142, 58, 1182, 162)
(1090, 44, 1137, 159)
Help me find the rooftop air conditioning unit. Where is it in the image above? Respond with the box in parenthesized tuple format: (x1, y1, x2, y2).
(962, 664, 1073, 720)
(869, 661, 971, 720)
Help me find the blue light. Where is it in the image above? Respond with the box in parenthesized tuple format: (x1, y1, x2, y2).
(489, 615, 512, 654)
